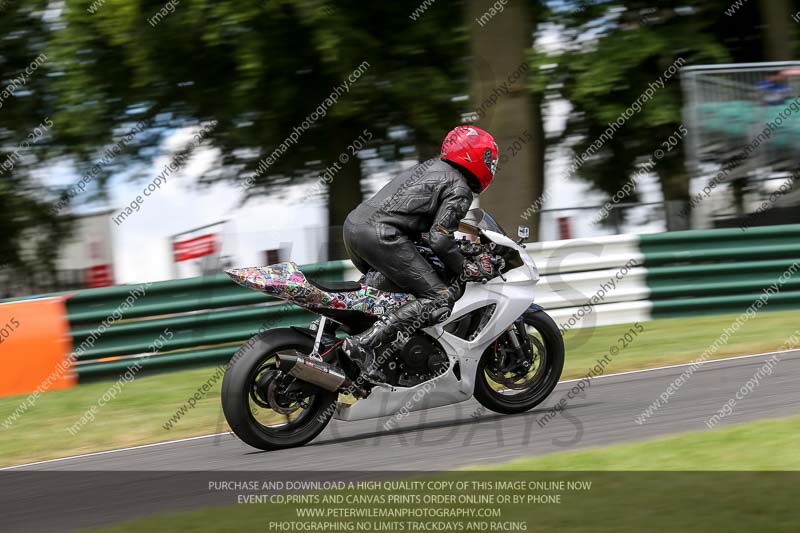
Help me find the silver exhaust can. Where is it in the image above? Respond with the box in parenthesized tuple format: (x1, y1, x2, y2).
(276, 353, 347, 392)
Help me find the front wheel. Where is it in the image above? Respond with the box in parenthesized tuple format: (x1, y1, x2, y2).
(473, 308, 564, 415)
(221, 328, 339, 451)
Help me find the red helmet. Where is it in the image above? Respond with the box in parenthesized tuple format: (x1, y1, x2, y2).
(440, 126, 498, 192)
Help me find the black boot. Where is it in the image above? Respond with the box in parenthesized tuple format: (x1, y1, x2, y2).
(342, 297, 452, 385)
(342, 316, 396, 384)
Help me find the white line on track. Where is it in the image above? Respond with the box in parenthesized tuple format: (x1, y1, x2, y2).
(2, 349, 797, 471)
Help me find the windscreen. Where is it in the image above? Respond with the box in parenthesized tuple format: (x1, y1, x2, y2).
(458, 208, 508, 236)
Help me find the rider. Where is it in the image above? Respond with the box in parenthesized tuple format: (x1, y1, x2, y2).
(342, 125, 499, 383)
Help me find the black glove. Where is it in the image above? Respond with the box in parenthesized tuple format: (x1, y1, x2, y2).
(463, 254, 495, 281)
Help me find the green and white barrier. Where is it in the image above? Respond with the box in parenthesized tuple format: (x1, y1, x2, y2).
(7, 225, 800, 381)
(528, 224, 800, 330)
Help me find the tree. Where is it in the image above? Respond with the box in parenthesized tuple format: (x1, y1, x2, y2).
(48, 0, 468, 258)
(757, 0, 796, 61)
(468, 0, 546, 238)
(535, 0, 789, 227)
(0, 2, 73, 279)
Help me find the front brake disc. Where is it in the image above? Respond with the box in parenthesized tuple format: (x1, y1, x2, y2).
(486, 332, 541, 389)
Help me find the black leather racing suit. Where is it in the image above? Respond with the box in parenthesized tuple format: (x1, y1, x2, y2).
(342, 158, 477, 379)
(344, 157, 474, 299)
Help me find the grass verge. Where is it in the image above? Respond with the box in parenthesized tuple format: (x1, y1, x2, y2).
(483, 413, 800, 471)
(559, 308, 800, 379)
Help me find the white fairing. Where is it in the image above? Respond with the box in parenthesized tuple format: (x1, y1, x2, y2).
(335, 230, 539, 421)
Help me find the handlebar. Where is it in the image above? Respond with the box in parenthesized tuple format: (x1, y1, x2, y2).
(457, 239, 486, 257)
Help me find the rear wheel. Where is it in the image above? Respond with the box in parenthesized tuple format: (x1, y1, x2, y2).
(473, 309, 564, 414)
(221, 328, 339, 450)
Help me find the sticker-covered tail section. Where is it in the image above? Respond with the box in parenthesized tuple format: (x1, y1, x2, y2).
(225, 262, 308, 299)
(225, 262, 415, 316)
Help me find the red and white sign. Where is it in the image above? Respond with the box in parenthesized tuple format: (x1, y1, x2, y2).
(86, 264, 114, 288)
(557, 216, 573, 240)
(173, 233, 218, 262)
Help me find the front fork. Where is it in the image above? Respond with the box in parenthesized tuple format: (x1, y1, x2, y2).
(495, 317, 534, 372)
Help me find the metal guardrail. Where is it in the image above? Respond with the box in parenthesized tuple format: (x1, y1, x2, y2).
(641, 224, 800, 318)
(528, 224, 800, 328)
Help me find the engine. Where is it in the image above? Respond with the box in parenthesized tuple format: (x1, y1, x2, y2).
(379, 332, 449, 387)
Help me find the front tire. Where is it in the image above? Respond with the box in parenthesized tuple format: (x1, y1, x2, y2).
(473, 309, 564, 415)
(221, 328, 339, 451)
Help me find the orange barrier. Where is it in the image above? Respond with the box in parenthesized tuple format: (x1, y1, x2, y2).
(0, 296, 75, 397)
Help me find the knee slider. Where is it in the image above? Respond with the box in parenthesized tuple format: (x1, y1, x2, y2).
(429, 306, 451, 324)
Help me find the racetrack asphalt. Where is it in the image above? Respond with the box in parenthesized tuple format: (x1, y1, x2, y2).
(3, 350, 800, 532)
(6, 350, 800, 472)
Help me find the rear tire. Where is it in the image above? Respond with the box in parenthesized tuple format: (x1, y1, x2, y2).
(221, 328, 339, 451)
(473, 309, 564, 415)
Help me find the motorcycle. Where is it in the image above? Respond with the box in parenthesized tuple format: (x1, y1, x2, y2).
(221, 208, 564, 450)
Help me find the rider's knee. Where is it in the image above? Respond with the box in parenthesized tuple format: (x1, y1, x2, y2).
(429, 306, 451, 324)
(416, 296, 452, 325)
